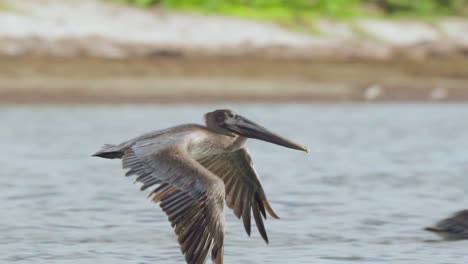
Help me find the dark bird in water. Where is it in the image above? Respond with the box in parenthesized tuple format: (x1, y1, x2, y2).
(93, 109, 309, 264)
(424, 210, 468, 240)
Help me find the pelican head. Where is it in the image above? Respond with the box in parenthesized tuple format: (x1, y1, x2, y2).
(205, 109, 309, 153)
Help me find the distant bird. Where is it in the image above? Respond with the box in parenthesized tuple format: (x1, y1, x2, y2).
(93, 109, 309, 264)
(424, 210, 468, 240)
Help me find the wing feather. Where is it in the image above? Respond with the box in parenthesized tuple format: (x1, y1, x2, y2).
(121, 143, 225, 264)
(198, 148, 278, 243)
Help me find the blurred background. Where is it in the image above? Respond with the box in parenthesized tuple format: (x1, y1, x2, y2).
(1, 1, 468, 264)
(1, 0, 468, 102)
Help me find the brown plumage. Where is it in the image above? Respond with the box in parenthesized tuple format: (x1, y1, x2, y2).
(93, 109, 308, 263)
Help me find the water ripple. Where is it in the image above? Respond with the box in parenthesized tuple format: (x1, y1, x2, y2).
(1, 104, 468, 263)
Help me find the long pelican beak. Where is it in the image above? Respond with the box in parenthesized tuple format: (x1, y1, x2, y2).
(224, 115, 309, 153)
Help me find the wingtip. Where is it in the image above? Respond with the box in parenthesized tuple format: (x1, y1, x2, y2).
(244, 224, 251, 237)
(263, 198, 280, 219)
(269, 209, 280, 220)
(91, 152, 106, 158)
(212, 245, 224, 264)
(424, 226, 442, 232)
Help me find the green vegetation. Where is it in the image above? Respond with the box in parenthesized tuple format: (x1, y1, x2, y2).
(120, 0, 468, 22)
(0, 2, 12, 12)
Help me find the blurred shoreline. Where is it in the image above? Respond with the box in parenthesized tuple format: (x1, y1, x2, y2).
(1, 56, 467, 103)
(1, 0, 467, 103)
(1, 0, 468, 60)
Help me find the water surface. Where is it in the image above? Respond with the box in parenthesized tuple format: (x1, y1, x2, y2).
(1, 104, 468, 263)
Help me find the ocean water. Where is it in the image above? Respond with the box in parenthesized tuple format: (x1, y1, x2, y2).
(1, 104, 468, 264)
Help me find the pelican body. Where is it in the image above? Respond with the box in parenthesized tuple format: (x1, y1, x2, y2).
(424, 210, 468, 240)
(93, 109, 308, 264)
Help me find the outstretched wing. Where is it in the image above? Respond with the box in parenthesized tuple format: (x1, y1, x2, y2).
(197, 148, 279, 243)
(120, 139, 225, 264)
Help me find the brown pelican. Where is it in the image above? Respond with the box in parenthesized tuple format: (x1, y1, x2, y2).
(93, 109, 308, 264)
(424, 210, 468, 240)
